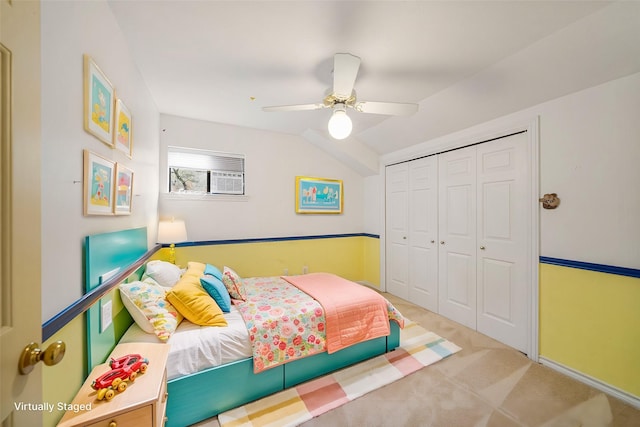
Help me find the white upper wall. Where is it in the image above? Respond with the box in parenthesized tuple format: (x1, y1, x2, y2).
(363, 176, 381, 235)
(536, 72, 640, 268)
(158, 114, 364, 241)
(41, 1, 160, 321)
(362, 0, 640, 153)
(376, 71, 640, 270)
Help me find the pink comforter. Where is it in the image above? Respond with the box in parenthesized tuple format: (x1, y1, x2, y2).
(282, 273, 394, 353)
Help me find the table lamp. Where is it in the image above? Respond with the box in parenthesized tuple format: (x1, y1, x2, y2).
(157, 218, 187, 264)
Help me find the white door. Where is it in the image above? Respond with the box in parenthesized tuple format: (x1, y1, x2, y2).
(438, 146, 477, 329)
(408, 157, 438, 311)
(1, 2, 44, 426)
(476, 132, 529, 352)
(385, 163, 409, 299)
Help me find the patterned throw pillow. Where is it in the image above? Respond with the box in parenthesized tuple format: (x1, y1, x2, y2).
(222, 266, 247, 301)
(119, 278, 183, 341)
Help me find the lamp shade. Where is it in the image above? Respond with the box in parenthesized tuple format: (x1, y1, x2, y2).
(157, 219, 188, 244)
(327, 106, 352, 140)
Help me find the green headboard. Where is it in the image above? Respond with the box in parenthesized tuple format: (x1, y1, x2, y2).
(85, 227, 149, 372)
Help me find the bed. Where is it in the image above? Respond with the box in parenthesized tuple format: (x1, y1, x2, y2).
(85, 228, 403, 427)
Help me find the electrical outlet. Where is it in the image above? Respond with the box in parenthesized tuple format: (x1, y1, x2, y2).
(101, 299, 113, 333)
(283, 268, 288, 275)
(303, 266, 308, 274)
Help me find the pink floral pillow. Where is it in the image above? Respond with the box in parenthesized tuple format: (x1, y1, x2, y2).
(222, 266, 246, 301)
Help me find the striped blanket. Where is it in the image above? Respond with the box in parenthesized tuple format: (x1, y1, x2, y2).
(218, 320, 461, 427)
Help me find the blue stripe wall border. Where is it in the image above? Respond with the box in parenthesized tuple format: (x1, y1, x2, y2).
(540, 256, 640, 279)
(42, 245, 160, 342)
(167, 233, 380, 248)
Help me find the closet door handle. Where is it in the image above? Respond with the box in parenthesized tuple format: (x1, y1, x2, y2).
(480, 246, 486, 250)
(440, 241, 445, 245)
(431, 240, 435, 243)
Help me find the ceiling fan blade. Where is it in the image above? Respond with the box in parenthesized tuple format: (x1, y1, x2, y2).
(354, 101, 418, 116)
(333, 53, 361, 99)
(262, 103, 327, 112)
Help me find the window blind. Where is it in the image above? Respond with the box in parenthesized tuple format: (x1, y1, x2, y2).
(168, 147, 244, 172)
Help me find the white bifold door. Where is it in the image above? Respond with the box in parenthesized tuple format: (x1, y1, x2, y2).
(387, 132, 530, 353)
(385, 157, 439, 312)
(475, 133, 529, 352)
(437, 145, 478, 329)
(438, 133, 529, 352)
(385, 163, 409, 299)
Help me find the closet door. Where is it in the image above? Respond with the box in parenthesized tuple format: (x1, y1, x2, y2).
(476, 132, 529, 352)
(438, 146, 477, 329)
(408, 157, 438, 311)
(385, 163, 409, 299)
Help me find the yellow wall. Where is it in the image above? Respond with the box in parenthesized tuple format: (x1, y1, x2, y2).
(539, 263, 640, 396)
(172, 235, 378, 284)
(42, 316, 85, 427)
(362, 236, 381, 288)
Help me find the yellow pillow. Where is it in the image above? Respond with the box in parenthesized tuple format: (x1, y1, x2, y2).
(185, 261, 206, 277)
(166, 274, 227, 327)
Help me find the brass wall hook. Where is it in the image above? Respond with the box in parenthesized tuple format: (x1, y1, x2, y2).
(539, 193, 560, 209)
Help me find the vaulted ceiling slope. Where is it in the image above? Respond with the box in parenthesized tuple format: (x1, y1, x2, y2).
(109, 1, 640, 155)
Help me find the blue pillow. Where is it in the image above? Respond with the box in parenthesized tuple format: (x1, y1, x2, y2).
(200, 275, 231, 312)
(204, 264, 223, 281)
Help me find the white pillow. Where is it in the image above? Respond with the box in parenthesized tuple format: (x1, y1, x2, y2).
(119, 277, 183, 341)
(143, 260, 182, 287)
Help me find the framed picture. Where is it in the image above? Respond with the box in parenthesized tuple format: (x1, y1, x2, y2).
(83, 150, 115, 215)
(295, 176, 343, 214)
(114, 163, 134, 215)
(114, 98, 133, 158)
(83, 54, 115, 146)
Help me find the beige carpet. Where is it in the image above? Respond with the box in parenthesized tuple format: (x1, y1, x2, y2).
(193, 293, 640, 427)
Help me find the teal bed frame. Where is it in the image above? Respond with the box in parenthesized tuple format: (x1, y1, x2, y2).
(86, 228, 400, 427)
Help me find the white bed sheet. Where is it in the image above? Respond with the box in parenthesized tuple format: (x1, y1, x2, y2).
(119, 305, 252, 380)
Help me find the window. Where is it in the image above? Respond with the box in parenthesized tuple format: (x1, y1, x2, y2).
(168, 146, 245, 195)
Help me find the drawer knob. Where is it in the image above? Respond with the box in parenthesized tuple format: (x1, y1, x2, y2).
(109, 422, 117, 427)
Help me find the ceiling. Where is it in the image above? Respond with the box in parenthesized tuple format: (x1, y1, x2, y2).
(108, 1, 640, 155)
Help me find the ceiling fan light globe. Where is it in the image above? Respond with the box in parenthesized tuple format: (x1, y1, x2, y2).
(328, 110, 352, 140)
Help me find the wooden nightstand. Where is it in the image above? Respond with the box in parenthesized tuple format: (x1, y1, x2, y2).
(58, 342, 170, 427)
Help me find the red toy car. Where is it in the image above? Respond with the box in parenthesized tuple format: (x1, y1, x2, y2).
(109, 353, 149, 374)
(92, 354, 149, 401)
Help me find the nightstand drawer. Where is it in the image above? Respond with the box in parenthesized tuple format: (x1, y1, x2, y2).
(87, 405, 152, 427)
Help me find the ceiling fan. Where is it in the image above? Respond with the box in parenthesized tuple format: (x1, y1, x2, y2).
(262, 53, 419, 140)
